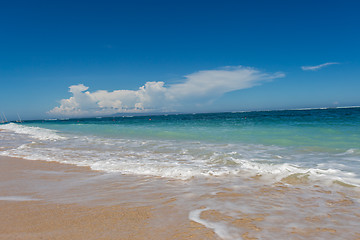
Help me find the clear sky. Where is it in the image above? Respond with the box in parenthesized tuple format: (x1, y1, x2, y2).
(1, 0, 359, 120)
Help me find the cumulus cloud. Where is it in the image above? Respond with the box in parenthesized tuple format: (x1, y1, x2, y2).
(49, 66, 284, 117)
(301, 62, 339, 71)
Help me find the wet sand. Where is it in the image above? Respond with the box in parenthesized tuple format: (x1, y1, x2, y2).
(0, 156, 217, 240)
(1, 155, 360, 239)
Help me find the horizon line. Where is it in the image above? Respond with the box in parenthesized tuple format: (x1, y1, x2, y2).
(2, 105, 359, 123)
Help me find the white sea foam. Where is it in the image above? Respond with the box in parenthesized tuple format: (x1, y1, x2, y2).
(342, 148, 360, 155)
(187, 183, 360, 240)
(0, 196, 40, 201)
(189, 208, 242, 240)
(1, 124, 360, 187)
(0, 123, 66, 141)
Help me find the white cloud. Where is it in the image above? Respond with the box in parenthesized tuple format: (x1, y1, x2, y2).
(301, 62, 339, 71)
(49, 66, 284, 117)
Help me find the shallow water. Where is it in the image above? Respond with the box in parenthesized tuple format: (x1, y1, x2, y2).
(1, 108, 360, 185)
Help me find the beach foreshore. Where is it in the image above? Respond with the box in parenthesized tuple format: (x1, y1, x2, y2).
(0, 156, 216, 240)
(1, 155, 360, 240)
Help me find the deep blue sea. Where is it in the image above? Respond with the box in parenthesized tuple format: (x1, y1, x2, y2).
(1, 107, 360, 239)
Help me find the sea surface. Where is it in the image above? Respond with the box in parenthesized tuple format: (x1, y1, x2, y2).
(1, 107, 360, 239)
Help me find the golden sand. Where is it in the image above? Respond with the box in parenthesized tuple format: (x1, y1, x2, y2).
(1, 155, 360, 239)
(0, 156, 217, 240)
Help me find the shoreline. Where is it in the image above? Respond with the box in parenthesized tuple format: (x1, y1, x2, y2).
(1, 155, 360, 239)
(0, 156, 216, 240)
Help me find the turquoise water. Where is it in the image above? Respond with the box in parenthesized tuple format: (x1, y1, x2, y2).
(1, 107, 360, 184)
(25, 107, 360, 151)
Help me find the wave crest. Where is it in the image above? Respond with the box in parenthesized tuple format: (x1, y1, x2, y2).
(0, 123, 66, 141)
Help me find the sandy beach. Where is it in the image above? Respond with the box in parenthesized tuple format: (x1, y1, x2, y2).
(0, 156, 217, 240)
(1, 155, 360, 239)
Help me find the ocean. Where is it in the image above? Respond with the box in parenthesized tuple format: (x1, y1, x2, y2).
(1, 107, 360, 239)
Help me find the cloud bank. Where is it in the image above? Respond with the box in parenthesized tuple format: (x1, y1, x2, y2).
(49, 66, 284, 117)
(301, 62, 339, 71)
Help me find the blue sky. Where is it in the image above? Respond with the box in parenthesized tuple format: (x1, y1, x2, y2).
(1, 0, 359, 120)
